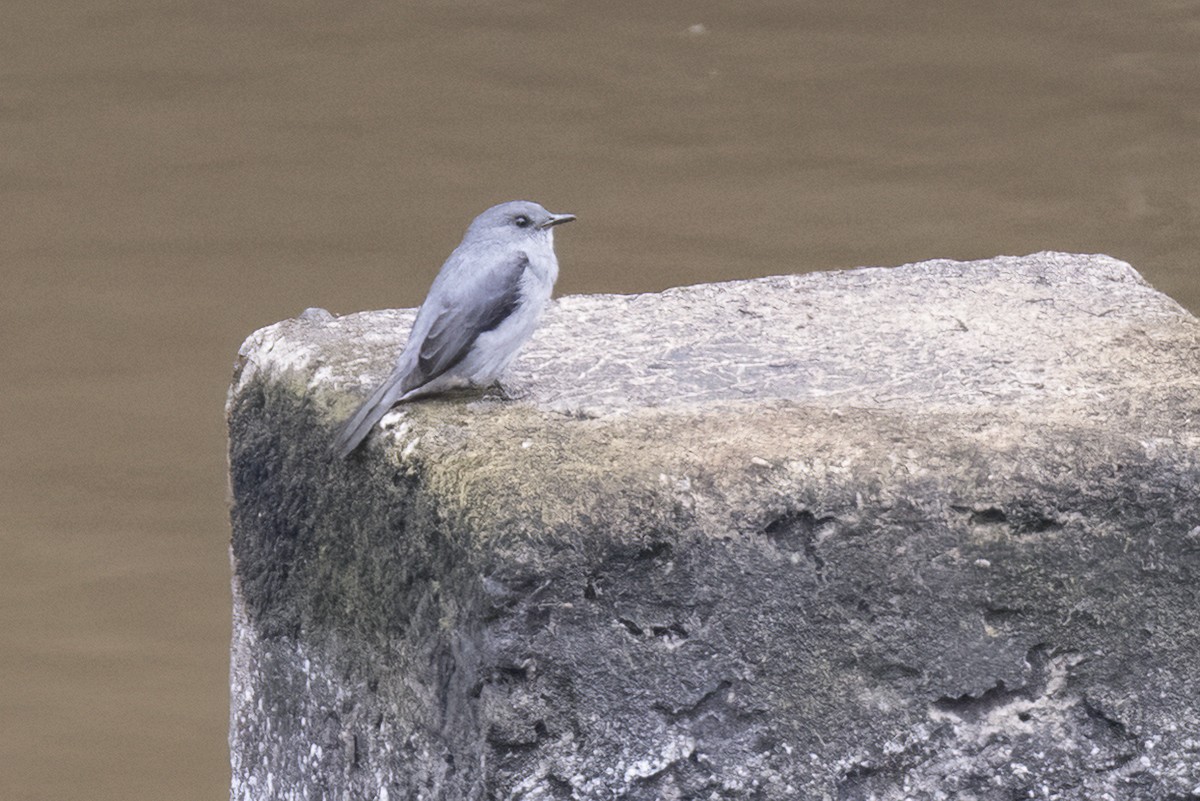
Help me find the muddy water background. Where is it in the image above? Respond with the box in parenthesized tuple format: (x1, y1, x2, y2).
(4, 1, 1200, 798)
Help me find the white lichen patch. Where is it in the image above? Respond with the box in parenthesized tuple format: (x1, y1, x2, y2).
(622, 735, 697, 784)
(927, 653, 1085, 746)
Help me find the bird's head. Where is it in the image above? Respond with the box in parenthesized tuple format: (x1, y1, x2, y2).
(465, 200, 576, 245)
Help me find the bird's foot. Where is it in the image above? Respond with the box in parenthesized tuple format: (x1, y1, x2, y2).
(483, 381, 526, 402)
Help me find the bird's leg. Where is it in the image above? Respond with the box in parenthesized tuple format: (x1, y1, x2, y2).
(485, 380, 525, 401)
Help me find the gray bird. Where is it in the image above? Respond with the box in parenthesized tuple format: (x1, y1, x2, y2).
(332, 200, 576, 458)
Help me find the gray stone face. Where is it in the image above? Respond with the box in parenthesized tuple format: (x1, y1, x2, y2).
(227, 253, 1200, 800)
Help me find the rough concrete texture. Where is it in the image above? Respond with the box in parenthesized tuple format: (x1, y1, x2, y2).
(227, 253, 1200, 800)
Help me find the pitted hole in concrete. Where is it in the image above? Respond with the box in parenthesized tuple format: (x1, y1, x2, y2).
(761, 510, 834, 572)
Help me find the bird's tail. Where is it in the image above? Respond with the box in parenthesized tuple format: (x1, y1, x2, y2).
(331, 371, 408, 459)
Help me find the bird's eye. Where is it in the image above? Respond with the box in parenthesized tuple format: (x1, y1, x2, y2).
(514, 215, 531, 228)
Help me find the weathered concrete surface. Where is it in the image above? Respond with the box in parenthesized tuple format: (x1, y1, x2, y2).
(227, 253, 1200, 800)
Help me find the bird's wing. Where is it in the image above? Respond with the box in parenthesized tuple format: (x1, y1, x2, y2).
(331, 252, 529, 458)
(401, 251, 529, 393)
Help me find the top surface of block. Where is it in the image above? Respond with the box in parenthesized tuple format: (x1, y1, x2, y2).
(232, 252, 1198, 436)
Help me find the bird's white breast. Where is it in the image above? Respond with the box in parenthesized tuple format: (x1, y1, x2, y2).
(458, 243, 558, 383)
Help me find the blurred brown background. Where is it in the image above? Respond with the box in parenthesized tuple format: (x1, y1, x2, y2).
(3, 1, 1199, 799)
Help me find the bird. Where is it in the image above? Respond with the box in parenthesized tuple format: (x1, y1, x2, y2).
(332, 200, 576, 458)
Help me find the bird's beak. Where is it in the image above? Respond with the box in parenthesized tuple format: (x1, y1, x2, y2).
(539, 213, 577, 229)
